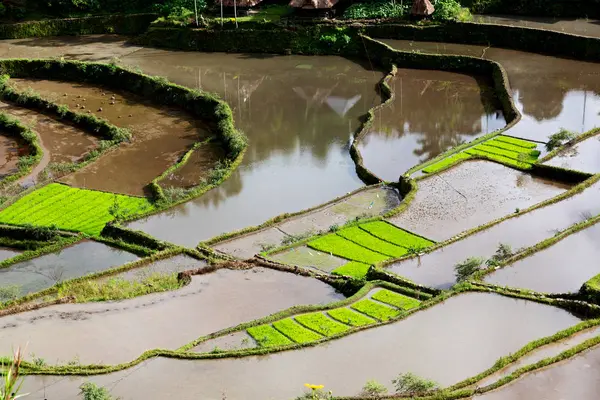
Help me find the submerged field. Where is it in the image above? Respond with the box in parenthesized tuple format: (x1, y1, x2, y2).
(0, 25, 599, 400)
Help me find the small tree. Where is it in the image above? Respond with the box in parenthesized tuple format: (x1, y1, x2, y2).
(393, 372, 439, 395)
(546, 128, 576, 151)
(361, 380, 388, 396)
(79, 383, 116, 400)
(486, 243, 513, 267)
(454, 257, 484, 282)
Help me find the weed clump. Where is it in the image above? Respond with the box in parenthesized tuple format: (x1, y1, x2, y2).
(546, 128, 576, 151)
(454, 257, 484, 282)
(392, 372, 439, 395)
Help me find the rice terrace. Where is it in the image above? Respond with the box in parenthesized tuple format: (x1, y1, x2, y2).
(0, 0, 599, 399)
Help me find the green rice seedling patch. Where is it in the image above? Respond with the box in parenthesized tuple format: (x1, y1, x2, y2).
(272, 318, 323, 343)
(307, 234, 390, 264)
(331, 261, 371, 279)
(295, 313, 350, 336)
(336, 226, 408, 258)
(484, 141, 541, 158)
(422, 152, 471, 174)
(327, 308, 376, 327)
(464, 149, 533, 170)
(351, 298, 400, 321)
(0, 183, 154, 236)
(473, 144, 538, 163)
(372, 289, 421, 310)
(494, 135, 538, 149)
(247, 325, 293, 347)
(360, 221, 434, 250)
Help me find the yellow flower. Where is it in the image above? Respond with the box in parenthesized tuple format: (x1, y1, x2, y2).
(304, 383, 325, 390)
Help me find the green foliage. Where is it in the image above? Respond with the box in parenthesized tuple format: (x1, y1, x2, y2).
(359, 221, 434, 249)
(433, 0, 472, 21)
(423, 152, 471, 174)
(0, 183, 154, 236)
(454, 257, 484, 282)
(494, 135, 538, 149)
(247, 325, 293, 347)
(392, 372, 439, 395)
(0, 285, 21, 303)
(56, 273, 181, 302)
(343, 2, 408, 19)
(308, 234, 390, 264)
(79, 382, 115, 400)
(351, 298, 400, 321)
(361, 380, 388, 396)
(295, 313, 349, 336)
(153, 0, 207, 17)
(485, 243, 513, 267)
(1, 349, 25, 400)
(331, 261, 371, 279)
(371, 289, 420, 310)
(336, 226, 408, 258)
(546, 128, 577, 151)
(272, 319, 323, 343)
(327, 308, 375, 327)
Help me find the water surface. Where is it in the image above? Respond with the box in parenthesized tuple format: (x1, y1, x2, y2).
(544, 133, 600, 174)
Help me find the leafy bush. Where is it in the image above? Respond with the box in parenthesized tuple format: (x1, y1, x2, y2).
(432, 0, 472, 21)
(454, 257, 484, 282)
(546, 128, 577, 151)
(153, 0, 207, 16)
(486, 243, 513, 267)
(343, 1, 408, 19)
(361, 380, 388, 396)
(393, 372, 439, 395)
(79, 382, 115, 400)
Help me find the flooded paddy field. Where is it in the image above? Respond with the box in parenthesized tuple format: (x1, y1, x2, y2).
(380, 39, 600, 143)
(20, 293, 581, 398)
(474, 343, 600, 400)
(357, 69, 506, 180)
(0, 130, 26, 178)
(9, 78, 213, 196)
(387, 160, 569, 241)
(544, 133, 600, 174)
(388, 180, 600, 288)
(485, 221, 600, 293)
(0, 240, 138, 296)
(0, 267, 342, 364)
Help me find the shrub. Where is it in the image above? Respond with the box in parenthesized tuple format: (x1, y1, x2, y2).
(433, 0, 472, 21)
(361, 380, 388, 396)
(454, 257, 484, 282)
(392, 372, 439, 395)
(343, 2, 408, 19)
(79, 382, 115, 400)
(486, 243, 513, 267)
(546, 128, 577, 151)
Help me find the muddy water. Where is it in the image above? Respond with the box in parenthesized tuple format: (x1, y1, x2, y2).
(473, 15, 600, 38)
(544, 133, 600, 173)
(9, 79, 213, 196)
(0, 101, 100, 186)
(474, 344, 600, 400)
(0, 132, 24, 177)
(0, 240, 138, 296)
(485, 221, 600, 293)
(475, 325, 600, 388)
(0, 247, 20, 262)
(20, 293, 580, 399)
(380, 40, 600, 143)
(107, 254, 206, 282)
(389, 180, 600, 288)
(0, 267, 342, 364)
(387, 160, 569, 242)
(119, 50, 383, 246)
(159, 141, 226, 190)
(358, 69, 506, 180)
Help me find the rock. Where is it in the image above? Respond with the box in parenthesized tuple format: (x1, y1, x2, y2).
(98, 108, 103, 112)
(81, 105, 85, 109)
(129, 114, 132, 117)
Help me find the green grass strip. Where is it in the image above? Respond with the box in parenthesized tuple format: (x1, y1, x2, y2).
(247, 325, 293, 347)
(422, 152, 471, 174)
(327, 308, 376, 327)
(336, 226, 408, 257)
(350, 298, 400, 321)
(372, 289, 421, 310)
(295, 313, 350, 336)
(494, 135, 538, 149)
(331, 261, 371, 279)
(360, 221, 434, 249)
(485, 139, 541, 157)
(272, 318, 323, 343)
(307, 234, 390, 264)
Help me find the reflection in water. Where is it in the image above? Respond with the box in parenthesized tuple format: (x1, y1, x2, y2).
(122, 51, 384, 245)
(379, 40, 600, 143)
(358, 69, 505, 180)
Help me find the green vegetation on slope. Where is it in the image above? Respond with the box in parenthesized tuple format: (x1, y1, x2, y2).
(359, 221, 434, 249)
(0, 183, 154, 235)
(331, 261, 371, 279)
(327, 308, 376, 327)
(272, 319, 323, 343)
(422, 152, 471, 174)
(295, 313, 350, 336)
(337, 226, 408, 258)
(351, 298, 400, 321)
(308, 234, 390, 264)
(372, 289, 421, 310)
(247, 325, 293, 347)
